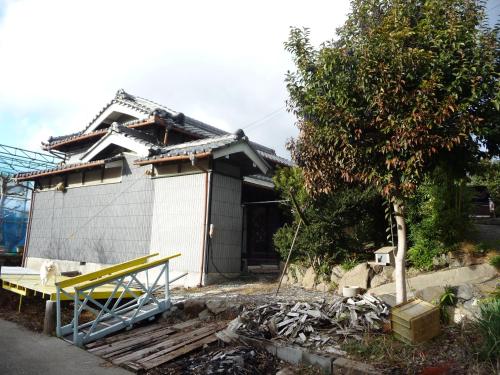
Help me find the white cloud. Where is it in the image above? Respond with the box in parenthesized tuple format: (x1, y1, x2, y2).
(0, 0, 351, 157)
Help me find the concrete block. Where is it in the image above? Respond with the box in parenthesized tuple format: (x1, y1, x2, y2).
(332, 357, 380, 374)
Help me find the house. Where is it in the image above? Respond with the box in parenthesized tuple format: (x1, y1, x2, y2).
(15, 89, 291, 286)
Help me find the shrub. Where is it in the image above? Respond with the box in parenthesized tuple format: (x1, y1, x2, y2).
(406, 167, 471, 270)
(438, 285, 457, 324)
(489, 255, 500, 269)
(475, 298, 500, 361)
(272, 167, 386, 271)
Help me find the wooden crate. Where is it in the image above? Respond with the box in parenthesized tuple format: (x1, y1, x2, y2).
(391, 298, 440, 344)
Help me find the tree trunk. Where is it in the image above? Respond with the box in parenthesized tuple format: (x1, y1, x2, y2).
(393, 200, 407, 304)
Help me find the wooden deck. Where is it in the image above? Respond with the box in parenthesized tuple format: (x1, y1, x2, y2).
(0, 273, 139, 301)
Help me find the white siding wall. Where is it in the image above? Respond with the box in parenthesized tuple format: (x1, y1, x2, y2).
(149, 173, 207, 286)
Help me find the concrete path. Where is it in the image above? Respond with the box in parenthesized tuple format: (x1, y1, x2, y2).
(369, 263, 498, 297)
(0, 319, 131, 375)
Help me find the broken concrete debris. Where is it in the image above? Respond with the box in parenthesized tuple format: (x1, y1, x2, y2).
(234, 294, 390, 348)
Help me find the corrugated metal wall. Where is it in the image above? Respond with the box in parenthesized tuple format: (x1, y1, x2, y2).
(27, 155, 154, 264)
(149, 173, 206, 273)
(207, 173, 242, 273)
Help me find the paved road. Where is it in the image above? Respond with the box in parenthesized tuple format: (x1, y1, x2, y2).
(0, 319, 131, 375)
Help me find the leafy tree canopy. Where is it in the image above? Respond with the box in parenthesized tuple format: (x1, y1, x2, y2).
(285, 0, 499, 200)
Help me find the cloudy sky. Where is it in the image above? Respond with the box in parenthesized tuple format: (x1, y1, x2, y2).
(0, 0, 498, 159)
(0, 0, 352, 158)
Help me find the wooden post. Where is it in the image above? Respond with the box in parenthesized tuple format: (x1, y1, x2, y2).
(43, 300, 56, 335)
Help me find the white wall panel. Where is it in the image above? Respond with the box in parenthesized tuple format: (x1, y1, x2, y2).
(150, 173, 206, 274)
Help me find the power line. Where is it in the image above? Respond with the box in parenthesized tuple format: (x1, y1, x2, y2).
(240, 106, 286, 131)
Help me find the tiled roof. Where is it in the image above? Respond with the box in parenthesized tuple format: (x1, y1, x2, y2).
(45, 89, 292, 166)
(108, 122, 163, 151)
(138, 133, 241, 164)
(15, 156, 122, 181)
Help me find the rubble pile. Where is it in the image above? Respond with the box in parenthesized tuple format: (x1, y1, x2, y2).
(236, 294, 390, 347)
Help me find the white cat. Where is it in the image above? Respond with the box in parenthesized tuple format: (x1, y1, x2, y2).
(40, 260, 58, 286)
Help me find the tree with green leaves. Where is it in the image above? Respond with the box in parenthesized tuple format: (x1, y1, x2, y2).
(285, 0, 499, 303)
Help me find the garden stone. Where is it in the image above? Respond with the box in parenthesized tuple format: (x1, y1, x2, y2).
(206, 299, 228, 315)
(456, 284, 475, 301)
(462, 298, 480, 317)
(414, 286, 445, 303)
(182, 298, 206, 317)
(338, 263, 373, 292)
(281, 274, 289, 285)
(198, 309, 214, 321)
(302, 267, 317, 289)
(315, 282, 328, 292)
(370, 266, 394, 288)
(330, 265, 346, 284)
(432, 254, 449, 268)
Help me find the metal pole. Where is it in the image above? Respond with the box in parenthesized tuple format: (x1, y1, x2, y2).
(73, 292, 79, 346)
(275, 220, 302, 296)
(165, 261, 170, 305)
(56, 286, 61, 337)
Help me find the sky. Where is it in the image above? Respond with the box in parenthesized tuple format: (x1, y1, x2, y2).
(0, 0, 498, 159)
(0, 0, 352, 158)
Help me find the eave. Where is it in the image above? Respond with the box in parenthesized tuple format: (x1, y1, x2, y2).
(14, 157, 121, 182)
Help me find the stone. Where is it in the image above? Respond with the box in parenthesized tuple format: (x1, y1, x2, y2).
(332, 357, 380, 374)
(330, 265, 346, 284)
(338, 263, 373, 292)
(290, 265, 307, 285)
(377, 293, 397, 307)
(315, 282, 328, 292)
(370, 264, 384, 274)
(462, 253, 482, 266)
(370, 266, 394, 288)
(302, 267, 317, 289)
(198, 309, 214, 321)
(456, 283, 475, 301)
(371, 264, 498, 296)
(281, 274, 289, 285)
(206, 299, 228, 315)
(161, 305, 182, 319)
(462, 298, 480, 317)
(415, 286, 445, 303)
(182, 298, 206, 317)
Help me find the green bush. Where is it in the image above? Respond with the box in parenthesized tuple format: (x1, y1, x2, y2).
(489, 255, 500, 269)
(272, 167, 385, 271)
(406, 167, 471, 270)
(475, 298, 500, 361)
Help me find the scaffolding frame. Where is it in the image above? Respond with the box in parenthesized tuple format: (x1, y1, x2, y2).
(0, 143, 61, 252)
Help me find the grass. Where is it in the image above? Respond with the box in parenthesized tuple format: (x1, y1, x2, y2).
(340, 324, 498, 374)
(475, 298, 500, 361)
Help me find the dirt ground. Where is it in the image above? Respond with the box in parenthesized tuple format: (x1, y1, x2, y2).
(0, 278, 498, 374)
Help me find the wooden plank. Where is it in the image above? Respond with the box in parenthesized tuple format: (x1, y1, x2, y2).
(134, 322, 226, 364)
(111, 322, 226, 365)
(137, 334, 218, 370)
(90, 327, 177, 356)
(86, 323, 171, 349)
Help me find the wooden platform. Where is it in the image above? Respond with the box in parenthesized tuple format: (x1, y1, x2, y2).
(86, 318, 227, 372)
(0, 273, 139, 301)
